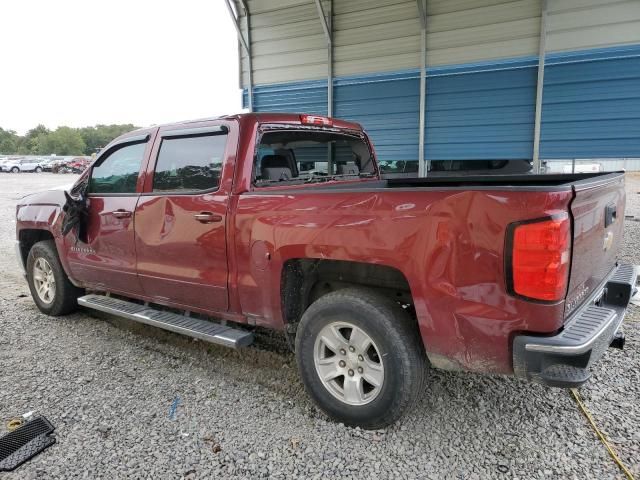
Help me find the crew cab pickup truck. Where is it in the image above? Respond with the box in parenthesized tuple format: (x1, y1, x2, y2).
(15, 113, 637, 428)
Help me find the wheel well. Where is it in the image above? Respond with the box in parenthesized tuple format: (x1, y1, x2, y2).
(19, 229, 54, 266)
(280, 259, 415, 344)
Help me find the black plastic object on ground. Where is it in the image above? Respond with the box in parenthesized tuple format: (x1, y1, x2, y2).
(0, 416, 56, 472)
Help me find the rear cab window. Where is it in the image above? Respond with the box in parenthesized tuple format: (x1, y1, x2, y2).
(253, 129, 376, 187)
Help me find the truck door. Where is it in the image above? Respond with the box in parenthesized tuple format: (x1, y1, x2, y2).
(65, 134, 153, 294)
(134, 123, 231, 312)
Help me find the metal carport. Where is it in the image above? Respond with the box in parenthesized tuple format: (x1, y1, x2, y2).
(225, 0, 640, 175)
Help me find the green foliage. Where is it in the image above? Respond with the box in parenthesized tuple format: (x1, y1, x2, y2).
(20, 125, 50, 154)
(35, 127, 86, 156)
(0, 124, 139, 155)
(78, 124, 138, 154)
(0, 127, 19, 154)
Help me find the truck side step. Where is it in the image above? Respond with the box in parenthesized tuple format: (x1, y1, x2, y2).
(78, 294, 253, 348)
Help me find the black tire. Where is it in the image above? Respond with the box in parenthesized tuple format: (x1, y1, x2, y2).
(11, 167, 19, 173)
(34, 166, 43, 173)
(26, 240, 83, 316)
(295, 288, 426, 429)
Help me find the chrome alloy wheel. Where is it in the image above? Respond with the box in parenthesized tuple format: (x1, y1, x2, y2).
(313, 322, 385, 406)
(33, 257, 56, 304)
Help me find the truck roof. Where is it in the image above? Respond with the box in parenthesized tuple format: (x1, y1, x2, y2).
(122, 113, 364, 140)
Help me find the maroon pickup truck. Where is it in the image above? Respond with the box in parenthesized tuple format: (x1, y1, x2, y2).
(15, 113, 637, 428)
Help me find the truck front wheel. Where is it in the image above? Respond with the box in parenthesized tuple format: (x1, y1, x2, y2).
(295, 288, 426, 429)
(26, 240, 82, 316)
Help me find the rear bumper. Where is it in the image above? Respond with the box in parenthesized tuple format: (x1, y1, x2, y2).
(513, 263, 637, 388)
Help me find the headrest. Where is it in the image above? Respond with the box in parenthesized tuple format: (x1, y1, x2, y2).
(261, 154, 289, 169)
(262, 167, 292, 181)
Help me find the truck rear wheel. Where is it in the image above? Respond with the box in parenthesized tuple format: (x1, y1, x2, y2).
(295, 288, 426, 429)
(26, 240, 82, 316)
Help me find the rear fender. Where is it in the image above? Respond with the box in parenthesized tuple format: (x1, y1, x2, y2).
(268, 242, 417, 322)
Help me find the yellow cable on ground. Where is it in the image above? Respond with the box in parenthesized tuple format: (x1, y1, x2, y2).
(570, 388, 636, 480)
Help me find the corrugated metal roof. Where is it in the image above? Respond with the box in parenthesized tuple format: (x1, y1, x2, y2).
(333, 0, 421, 77)
(547, 0, 640, 52)
(427, 0, 518, 15)
(235, 0, 328, 86)
(237, 0, 542, 85)
(427, 0, 539, 32)
(235, 0, 640, 83)
(426, 0, 541, 66)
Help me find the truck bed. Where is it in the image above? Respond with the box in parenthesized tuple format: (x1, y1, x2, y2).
(265, 172, 625, 193)
(386, 172, 624, 189)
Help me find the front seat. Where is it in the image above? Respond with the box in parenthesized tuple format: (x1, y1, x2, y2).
(261, 154, 293, 181)
(336, 161, 360, 175)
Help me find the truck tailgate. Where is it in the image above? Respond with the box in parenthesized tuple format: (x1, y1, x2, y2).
(565, 173, 626, 316)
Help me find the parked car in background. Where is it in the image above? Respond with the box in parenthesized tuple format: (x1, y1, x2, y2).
(52, 158, 76, 174)
(0, 158, 44, 173)
(40, 159, 60, 172)
(67, 157, 91, 173)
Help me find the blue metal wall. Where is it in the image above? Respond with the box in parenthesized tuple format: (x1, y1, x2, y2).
(244, 72, 421, 162)
(246, 44, 640, 163)
(245, 79, 328, 116)
(334, 71, 420, 162)
(425, 58, 538, 161)
(540, 44, 640, 159)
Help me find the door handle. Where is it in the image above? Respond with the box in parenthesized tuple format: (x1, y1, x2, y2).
(194, 212, 222, 223)
(112, 209, 132, 219)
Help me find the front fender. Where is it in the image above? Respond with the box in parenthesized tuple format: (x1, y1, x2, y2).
(16, 190, 76, 283)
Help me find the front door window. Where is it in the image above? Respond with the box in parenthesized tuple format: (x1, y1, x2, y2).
(90, 142, 146, 194)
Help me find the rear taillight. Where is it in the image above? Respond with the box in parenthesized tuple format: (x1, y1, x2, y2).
(508, 213, 571, 302)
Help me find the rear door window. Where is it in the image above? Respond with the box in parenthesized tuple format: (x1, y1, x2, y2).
(153, 134, 227, 192)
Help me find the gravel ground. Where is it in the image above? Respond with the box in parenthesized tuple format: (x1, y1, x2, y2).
(1, 172, 639, 479)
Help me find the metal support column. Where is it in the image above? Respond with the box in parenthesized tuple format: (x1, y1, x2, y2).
(225, 0, 253, 111)
(532, 0, 548, 174)
(417, 0, 427, 177)
(315, 0, 333, 117)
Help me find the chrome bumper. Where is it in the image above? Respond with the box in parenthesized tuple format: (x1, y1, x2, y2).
(513, 263, 638, 388)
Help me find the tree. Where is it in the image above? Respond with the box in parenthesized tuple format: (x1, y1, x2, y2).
(19, 124, 50, 154)
(0, 123, 139, 155)
(12, 124, 51, 154)
(78, 124, 138, 154)
(0, 127, 19, 154)
(36, 127, 86, 155)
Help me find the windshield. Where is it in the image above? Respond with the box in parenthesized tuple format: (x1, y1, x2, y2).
(253, 130, 376, 186)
